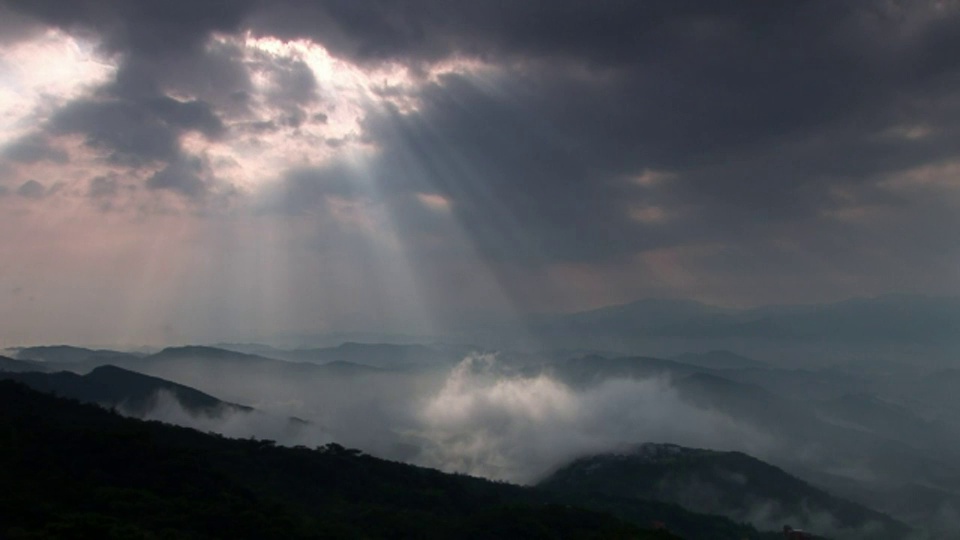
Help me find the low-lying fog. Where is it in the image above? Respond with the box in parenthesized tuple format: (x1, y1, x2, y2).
(115, 352, 772, 483)
(411, 354, 773, 483)
(11, 340, 960, 538)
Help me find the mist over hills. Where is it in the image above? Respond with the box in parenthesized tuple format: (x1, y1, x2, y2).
(0, 343, 949, 537)
(7, 0, 960, 535)
(21, 345, 389, 380)
(0, 364, 322, 446)
(11, 292, 959, 365)
(0, 355, 44, 373)
(539, 443, 909, 539)
(13, 345, 144, 364)
(6, 294, 960, 537)
(0, 368, 906, 538)
(0, 364, 251, 416)
(0, 380, 778, 540)
(534, 353, 960, 531)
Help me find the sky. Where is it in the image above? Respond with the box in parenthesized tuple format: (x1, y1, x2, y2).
(1, 0, 960, 346)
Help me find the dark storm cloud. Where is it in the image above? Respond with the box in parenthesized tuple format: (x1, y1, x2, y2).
(3, 0, 251, 199)
(1, 135, 68, 164)
(257, 164, 362, 216)
(16, 180, 46, 199)
(265, 56, 319, 106)
(5, 0, 960, 270)
(39, 45, 230, 196)
(240, 1, 960, 265)
(52, 98, 175, 163)
(145, 97, 225, 138)
(2, 0, 255, 55)
(0, 3, 43, 44)
(87, 175, 119, 198)
(245, 0, 718, 66)
(49, 94, 225, 168)
(356, 73, 666, 263)
(2, 0, 254, 112)
(107, 38, 254, 115)
(147, 155, 209, 197)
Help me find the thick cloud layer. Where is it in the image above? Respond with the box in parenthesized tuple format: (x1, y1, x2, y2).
(2, 0, 960, 342)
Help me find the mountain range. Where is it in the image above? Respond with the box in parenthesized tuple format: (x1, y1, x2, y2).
(6, 331, 958, 536)
(0, 364, 251, 417)
(1, 380, 789, 539)
(526, 294, 960, 355)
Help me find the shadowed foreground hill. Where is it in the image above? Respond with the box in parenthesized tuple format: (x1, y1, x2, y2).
(0, 381, 785, 539)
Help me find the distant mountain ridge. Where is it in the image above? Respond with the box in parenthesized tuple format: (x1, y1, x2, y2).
(542, 353, 860, 401)
(671, 350, 768, 370)
(216, 341, 465, 368)
(531, 293, 960, 345)
(0, 364, 251, 417)
(16, 342, 460, 375)
(0, 355, 45, 373)
(16, 345, 387, 381)
(14, 345, 142, 364)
